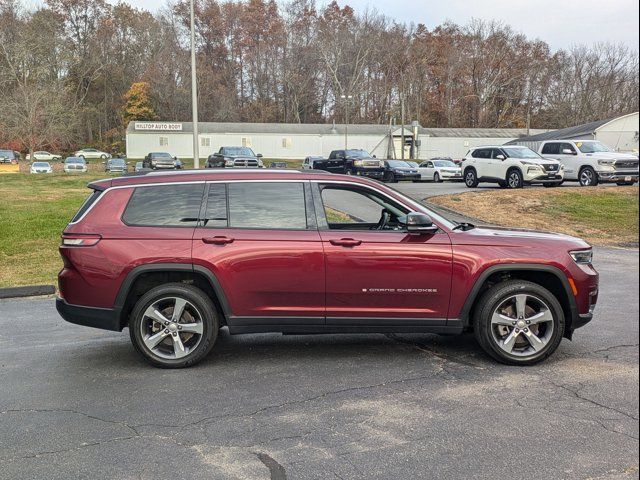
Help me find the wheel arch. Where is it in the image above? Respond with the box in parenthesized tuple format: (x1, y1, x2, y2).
(114, 263, 231, 330)
(459, 264, 578, 339)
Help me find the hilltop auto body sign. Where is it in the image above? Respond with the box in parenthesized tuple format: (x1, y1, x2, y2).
(134, 122, 183, 131)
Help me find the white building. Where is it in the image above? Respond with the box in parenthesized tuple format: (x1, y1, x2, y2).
(507, 112, 639, 152)
(125, 121, 550, 161)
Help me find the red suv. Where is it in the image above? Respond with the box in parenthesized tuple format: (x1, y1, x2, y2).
(57, 170, 599, 368)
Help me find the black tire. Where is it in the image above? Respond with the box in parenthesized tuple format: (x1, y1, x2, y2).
(383, 172, 395, 183)
(579, 166, 599, 187)
(464, 168, 479, 188)
(473, 280, 565, 365)
(506, 169, 524, 189)
(129, 283, 219, 368)
(434, 172, 442, 183)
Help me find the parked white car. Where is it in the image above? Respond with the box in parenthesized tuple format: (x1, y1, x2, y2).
(74, 148, 111, 161)
(416, 158, 462, 182)
(63, 156, 88, 173)
(26, 151, 62, 162)
(301, 156, 325, 170)
(30, 161, 53, 174)
(538, 140, 639, 186)
(462, 145, 564, 189)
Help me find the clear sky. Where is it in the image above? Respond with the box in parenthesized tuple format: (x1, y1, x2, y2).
(27, 0, 639, 50)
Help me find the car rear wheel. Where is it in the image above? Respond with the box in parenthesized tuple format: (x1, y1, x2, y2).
(129, 283, 219, 368)
(473, 280, 565, 365)
(507, 169, 524, 189)
(579, 167, 598, 187)
(464, 169, 478, 188)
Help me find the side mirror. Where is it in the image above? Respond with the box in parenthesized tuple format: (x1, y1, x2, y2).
(495, 154, 505, 160)
(257, 153, 263, 158)
(174, 156, 178, 160)
(372, 154, 377, 158)
(405, 212, 438, 235)
(562, 149, 574, 155)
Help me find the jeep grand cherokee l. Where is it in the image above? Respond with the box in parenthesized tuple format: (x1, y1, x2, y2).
(57, 170, 598, 368)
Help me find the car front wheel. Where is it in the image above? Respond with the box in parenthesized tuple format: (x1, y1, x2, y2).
(464, 169, 478, 188)
(507, 169, 524, 189)
(473, 280, 565, 365)
(129, 283, 219, 368)
(579, 167, 599, 187)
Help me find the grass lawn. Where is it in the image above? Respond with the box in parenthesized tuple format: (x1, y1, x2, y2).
(0, 173, 107, 288)
(429, 186, 639, 247)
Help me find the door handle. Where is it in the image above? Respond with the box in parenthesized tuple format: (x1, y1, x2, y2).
(330, 238, 362, 247)
(202, 236, 234, 245)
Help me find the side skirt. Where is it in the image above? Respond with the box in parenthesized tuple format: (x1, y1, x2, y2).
(227, 317, 464, 335)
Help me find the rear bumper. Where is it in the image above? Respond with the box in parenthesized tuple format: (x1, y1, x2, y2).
(56, 297, 121, 332)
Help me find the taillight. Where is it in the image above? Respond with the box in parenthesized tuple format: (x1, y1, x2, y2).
(61, 234, 102, 247)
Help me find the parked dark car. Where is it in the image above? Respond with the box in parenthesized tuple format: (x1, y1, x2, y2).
(143, 152, 179, 169)
(382, 160, 421, 182)
(269, 161, 288, 168)
(56, 169, 598, 368)
(0, 149, 19, 164)
(104, 158, 128, 173)
(205, 146, 264, 168)
(312, 149, 385, 179)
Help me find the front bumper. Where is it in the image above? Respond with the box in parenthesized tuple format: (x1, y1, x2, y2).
(354, 168, 385, 179)
(56, 297, 121, 331)
(152, 163, 176, 169)
(527, 172, 564, 184)
(596, 170, 638, 183)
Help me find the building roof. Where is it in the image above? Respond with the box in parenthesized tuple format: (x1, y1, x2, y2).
(127, 121, 548, 139)
(505, 118, 616, 144)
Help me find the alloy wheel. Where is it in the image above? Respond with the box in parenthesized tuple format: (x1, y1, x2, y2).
(580, 169, 594, 186)
(139, 296, 204, 360)
(465, 171, 476, 187)
(508, 172, 521, 188)
(490, 294, 555, 357)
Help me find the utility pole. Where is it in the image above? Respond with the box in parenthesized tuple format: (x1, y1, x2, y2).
(400, 95, 405, 160)
(190, 0, 200, 168)
(340, 94, 353, 149)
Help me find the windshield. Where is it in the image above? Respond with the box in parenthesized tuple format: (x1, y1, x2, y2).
(111, 159, 126, 166)
(224, 147, 255, 157)
(503, 147, 541, 159)
(387, 160, 412, 168)
(65, 157, 85, 164)
(434, 160, 457, 167)
(576, 141, 612, 153)
(345, 150, 371, 158)
(33, 162, 49, 167)
(406, 162, 419, 168)
(0, 150, 15, 158)
(152, 152, 172, 158)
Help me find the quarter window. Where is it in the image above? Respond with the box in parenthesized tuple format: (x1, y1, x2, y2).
(123, 184, 205, 226)
(227, 182, 307, 229)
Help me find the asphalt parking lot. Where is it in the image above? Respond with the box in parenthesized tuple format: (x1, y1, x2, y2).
(0, 185, 638, 480)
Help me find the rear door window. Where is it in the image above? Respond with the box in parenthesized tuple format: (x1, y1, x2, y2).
(541, 143, 560, 155)
(227, 182, 308, 229)
(122, 184, 205, 226)
(472, 149, 491, 159)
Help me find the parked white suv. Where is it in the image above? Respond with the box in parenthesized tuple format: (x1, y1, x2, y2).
(539, 140, 639, 186)
(462, 146, 564, 189)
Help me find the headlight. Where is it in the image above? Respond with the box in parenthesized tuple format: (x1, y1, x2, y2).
(570, 249, 593, 265)
(353, 160, 363, 166)
(225, 159, 234, 167)
(597, 159, 615, 166)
